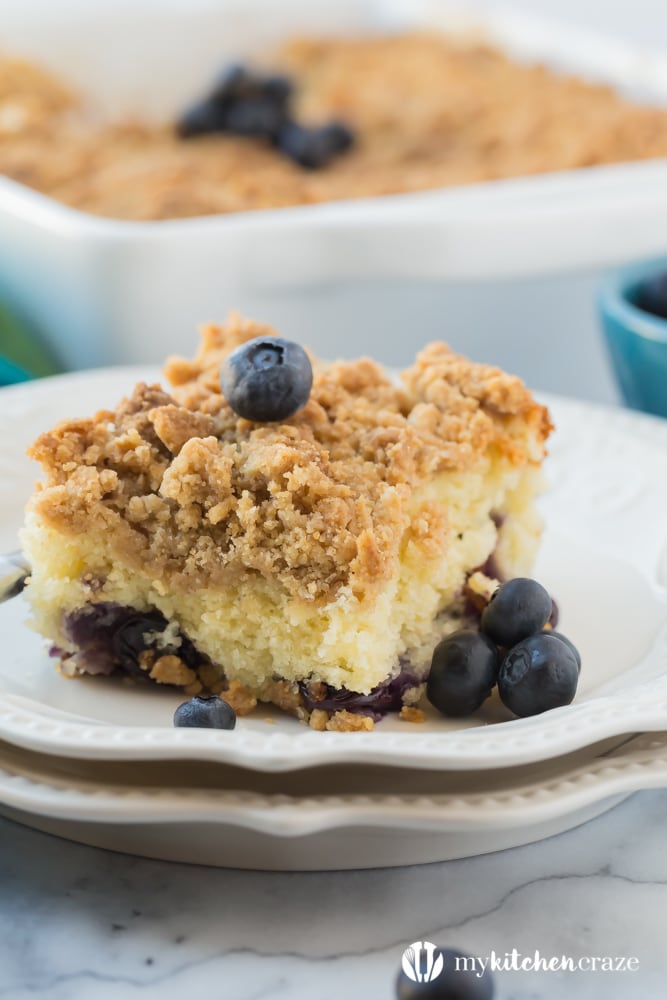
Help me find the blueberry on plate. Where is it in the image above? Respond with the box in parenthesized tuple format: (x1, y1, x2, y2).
(543, 630, 581, 673)
(277, 120, 355, 169)
(174, 695, 236, 730)
(396, 946, 495, 999)
(480, 577, 552, 649)
(498, 633, 579, 717)
(635, 271, 667, 320)
(220, 336, 313, 422)
(427, 630, 499, 718)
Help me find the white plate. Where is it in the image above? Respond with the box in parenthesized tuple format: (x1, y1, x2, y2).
(2, 370, 667, 772)
(0, 732, 665, 869)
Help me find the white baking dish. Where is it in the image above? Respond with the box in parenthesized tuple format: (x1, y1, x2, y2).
(3, 0, 667, 402)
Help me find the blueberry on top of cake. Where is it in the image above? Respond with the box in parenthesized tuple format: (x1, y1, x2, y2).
(21, 314, 552, 730)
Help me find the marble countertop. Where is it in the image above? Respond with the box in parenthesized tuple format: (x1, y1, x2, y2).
(0, 791, 665, 999)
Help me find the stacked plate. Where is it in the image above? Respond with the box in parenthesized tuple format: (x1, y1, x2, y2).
(1, 371, 667, 870)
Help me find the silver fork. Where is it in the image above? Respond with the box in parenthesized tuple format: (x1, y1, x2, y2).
(0, 551, 30, 603)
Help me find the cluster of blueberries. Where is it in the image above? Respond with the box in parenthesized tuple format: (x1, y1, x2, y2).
(177, 63, 355, 169)
(427, 578, 581, 720)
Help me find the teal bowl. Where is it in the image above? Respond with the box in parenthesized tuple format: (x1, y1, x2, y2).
(598, 257, 667, 417)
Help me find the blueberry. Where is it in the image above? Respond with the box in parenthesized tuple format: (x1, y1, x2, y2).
(635, 271, 667, 320)
(427, 630, 499, 718)
(277, 120, 355, 169)
(210, 63, 261, 104)
(547, 596, 559, 630)
(223, 98, 287, 139)
(111, 611, 172, 679)
(544, 630, 581, 673)
(261, 74, 293, 108)
(321, 120, 355, 153)
(176, 99, 229, 138)
(480, 578, 552, 648)
(220, 336, 313, 422)
(173, 695, 236, 730)
(498, 633, 579, 717)
(396, 947, 495, 999)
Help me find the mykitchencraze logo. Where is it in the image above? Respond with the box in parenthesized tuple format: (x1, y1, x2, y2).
(401, 941, 444, 983)
(400, 943, 641, 980)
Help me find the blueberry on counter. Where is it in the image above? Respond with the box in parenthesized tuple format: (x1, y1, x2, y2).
(427, 630, 499, 718)
(635, 271, 667, 320)
(498, 632, 579, 717)
(174, 695, 236, 730)
(277, 120, 355, 169)
(396, 946, 495, 999)
(480, 577, 552, 648)
(220, 336, 313, 422)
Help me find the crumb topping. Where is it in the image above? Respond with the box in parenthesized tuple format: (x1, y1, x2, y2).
(27, 314, 550, 603)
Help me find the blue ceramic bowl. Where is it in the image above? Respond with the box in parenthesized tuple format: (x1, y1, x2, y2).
(599, 257, 667, 417)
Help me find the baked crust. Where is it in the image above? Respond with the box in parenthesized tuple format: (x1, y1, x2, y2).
(27, 314, 551, 605)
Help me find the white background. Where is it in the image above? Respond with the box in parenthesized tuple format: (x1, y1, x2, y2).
(470, 0, 667, 46)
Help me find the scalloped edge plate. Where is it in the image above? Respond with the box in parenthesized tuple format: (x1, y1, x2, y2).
(1, 371, 667, 772)
(1, 733, 665, 868)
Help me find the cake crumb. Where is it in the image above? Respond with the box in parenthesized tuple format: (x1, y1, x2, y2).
(221, 678, 257, 716)
(183, 679, 203, 696)
(464, 570, 500, 613)
(326, 710, 374, 732)
(57, 658, 78, 679)
(197, 662, 225, 694)
(399, 705, 426, 724)
(149, 655, 197, 687)
(263, 679, 303, 715)
(309, 709, 329, 731)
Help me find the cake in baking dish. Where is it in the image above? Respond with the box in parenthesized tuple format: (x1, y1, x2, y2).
(3, 32, 667, 220)
(21, 314, 552, 729)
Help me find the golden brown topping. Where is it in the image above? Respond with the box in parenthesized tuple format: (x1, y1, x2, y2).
(27, 314, 550, 603)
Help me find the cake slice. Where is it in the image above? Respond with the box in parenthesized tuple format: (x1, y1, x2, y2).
(21, 315, 552, 730)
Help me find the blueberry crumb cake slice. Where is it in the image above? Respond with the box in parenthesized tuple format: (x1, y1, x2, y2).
(21, 314, 552, 731)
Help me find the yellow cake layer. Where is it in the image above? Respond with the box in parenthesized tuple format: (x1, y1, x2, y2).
(22, 459, 542, 695)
